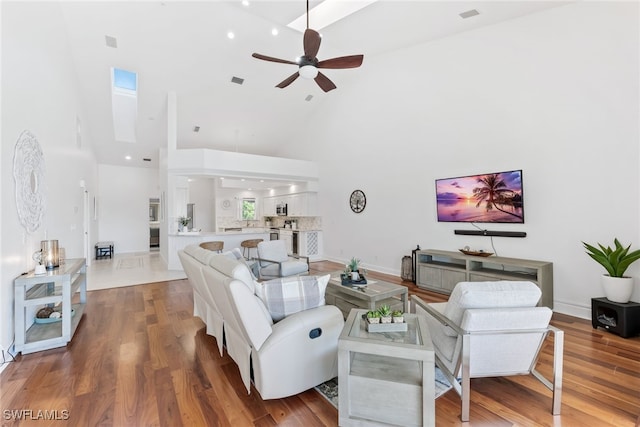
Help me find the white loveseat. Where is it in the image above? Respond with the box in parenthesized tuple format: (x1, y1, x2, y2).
(178, 244, 344, 399)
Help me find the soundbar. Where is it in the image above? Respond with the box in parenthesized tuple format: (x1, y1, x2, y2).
(454, 229, 527, 238)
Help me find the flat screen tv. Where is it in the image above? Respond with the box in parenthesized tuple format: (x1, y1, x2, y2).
(436, 169, 524, 223)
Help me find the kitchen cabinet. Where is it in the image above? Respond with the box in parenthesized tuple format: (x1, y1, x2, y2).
(279, 229, 294, 254)
(299, 230, 323, 261)
(262, 197, 276, 217)
(291, 193, 318, 216)
(263, 192, 318, 217)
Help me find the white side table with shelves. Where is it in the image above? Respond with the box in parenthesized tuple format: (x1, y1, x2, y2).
(415, 249, 553, 308)
(14, 258, 87, 354)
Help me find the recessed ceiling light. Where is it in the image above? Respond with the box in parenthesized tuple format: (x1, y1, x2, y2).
(125, 155, 132, 160)
(260, 180, 264, 182)
(241, 178, 245, 181)
(220, 177, 225, 180)
(271, 28, 279, 36)
(227, 31, 235, 39)
(242, 0, 250, 6)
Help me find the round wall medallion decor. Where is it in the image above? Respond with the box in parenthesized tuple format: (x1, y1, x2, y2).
(349, 189, 366, 213)
(13, 130, 46, 233)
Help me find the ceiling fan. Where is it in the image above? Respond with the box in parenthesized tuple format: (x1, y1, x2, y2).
(251, 0, 364, 92)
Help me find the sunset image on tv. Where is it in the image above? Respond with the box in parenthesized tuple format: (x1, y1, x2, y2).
(436, 170, 524, 223)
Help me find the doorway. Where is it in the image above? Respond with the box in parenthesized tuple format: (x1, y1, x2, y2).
(149, 198, 160, 251)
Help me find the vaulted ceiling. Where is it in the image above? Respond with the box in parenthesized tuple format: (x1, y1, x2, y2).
(57, 1, 565, 169)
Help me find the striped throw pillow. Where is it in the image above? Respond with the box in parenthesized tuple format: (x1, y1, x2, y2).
(255, 274, 330, 321)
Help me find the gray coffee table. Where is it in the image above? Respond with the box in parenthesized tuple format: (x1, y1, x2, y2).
(325, 272, 408, 318)
(338, 309, 435, 426)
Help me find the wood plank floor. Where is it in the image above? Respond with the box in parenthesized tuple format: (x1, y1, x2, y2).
(1, 260, 639, 426)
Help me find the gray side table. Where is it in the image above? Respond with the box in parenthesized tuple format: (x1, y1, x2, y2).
(338, 309, 435, 426)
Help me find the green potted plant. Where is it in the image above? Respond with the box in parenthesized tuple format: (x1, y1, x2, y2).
(177, 216, 191, 232)
(378, 304, 392, 323)
(392, 310, 404, 324)
(348, 257, 361, 273)
(583, 238, 640, 303)
(366, 310, 381, 324)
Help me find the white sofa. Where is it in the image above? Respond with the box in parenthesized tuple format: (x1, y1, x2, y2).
(178, 244, 344, 399)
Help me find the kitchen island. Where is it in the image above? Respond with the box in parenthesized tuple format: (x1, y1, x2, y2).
(167, 228, 270, 270)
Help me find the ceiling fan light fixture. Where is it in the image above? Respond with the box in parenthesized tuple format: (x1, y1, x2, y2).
(299, 65, 318, 79)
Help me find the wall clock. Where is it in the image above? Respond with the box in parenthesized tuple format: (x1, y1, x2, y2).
(349, 190, 366, 213)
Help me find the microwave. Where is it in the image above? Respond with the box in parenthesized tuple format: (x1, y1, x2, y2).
(276, 203, 288, 216)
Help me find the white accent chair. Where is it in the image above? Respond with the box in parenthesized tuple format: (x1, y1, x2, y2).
(256, 239, 309, 279)
(411, 281, 563, 422)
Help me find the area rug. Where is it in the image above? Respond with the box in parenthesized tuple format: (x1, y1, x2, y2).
(116, 257, 144, 269)
(315, 366, 453, 408)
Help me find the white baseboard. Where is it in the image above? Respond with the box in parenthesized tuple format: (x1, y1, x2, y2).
(553, 300, 591, 320)
(323, 256, 401, 277)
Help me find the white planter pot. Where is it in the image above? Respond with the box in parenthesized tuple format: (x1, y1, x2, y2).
(601, 275, 634, 303)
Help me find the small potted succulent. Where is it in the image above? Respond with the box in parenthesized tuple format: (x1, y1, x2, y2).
(392, 310, 404, 323)
(366, 310, 381, 324)
(378, 304, 392, 323)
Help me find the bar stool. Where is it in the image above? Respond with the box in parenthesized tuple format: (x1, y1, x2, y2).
(241, 238, 263, 259)
(200, 241, 224, 253)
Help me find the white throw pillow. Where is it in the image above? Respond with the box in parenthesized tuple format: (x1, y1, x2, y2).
(442, 281, 541, 336)
(254, 274, 330, 322)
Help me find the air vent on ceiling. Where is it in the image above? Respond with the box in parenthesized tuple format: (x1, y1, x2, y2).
(231, 76, 245, 85)
(143, 158, 151, 162)
(193, 126, 200, 132)
(459, 9, 480, 19)
(305, 95, 313, 102)
(105, 35, 118, 48)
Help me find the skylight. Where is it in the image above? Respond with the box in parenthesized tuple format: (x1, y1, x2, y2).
(287, 0, 378, 32)
(113, 68, 137, 91)
(111, 67, 138, 143)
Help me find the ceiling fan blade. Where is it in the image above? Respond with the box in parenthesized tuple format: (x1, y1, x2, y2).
(276, 72, 300, 89)
(303, 29, 321, 59)
(314, 72, 337, 92)
(252, 53, 297, 65)
(317, 54, 364, 69)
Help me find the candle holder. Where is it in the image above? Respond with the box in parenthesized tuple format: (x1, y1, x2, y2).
(41, 240, 60, 270)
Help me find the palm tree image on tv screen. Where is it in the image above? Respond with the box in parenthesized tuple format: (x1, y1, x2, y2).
(435, 170, 524, 223)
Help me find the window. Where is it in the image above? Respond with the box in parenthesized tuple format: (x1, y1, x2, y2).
(241, 198, 256, 220)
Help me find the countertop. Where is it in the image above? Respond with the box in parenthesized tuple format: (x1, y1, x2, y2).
(170, 228, 322, 236)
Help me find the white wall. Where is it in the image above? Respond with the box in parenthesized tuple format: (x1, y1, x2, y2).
(98, 164, 159, 253)
(278, 2, 640, 319)
(1, 2, 98, 354)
